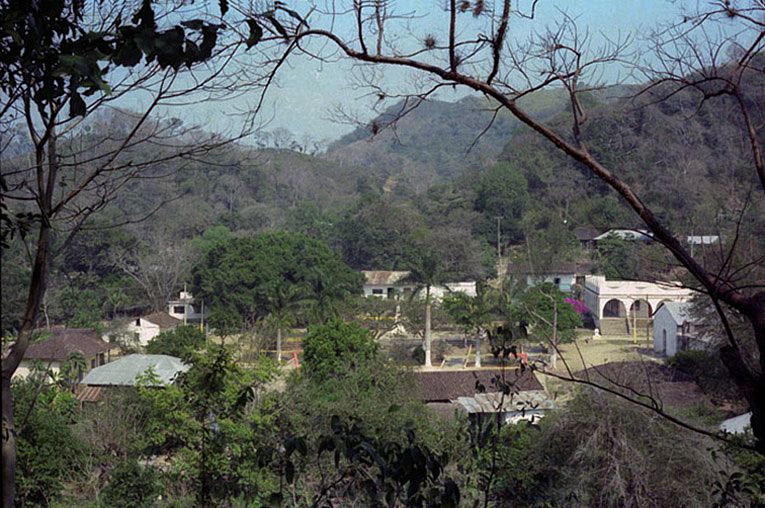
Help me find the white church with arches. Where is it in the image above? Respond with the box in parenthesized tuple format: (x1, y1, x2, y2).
(583, 275, 696, 337)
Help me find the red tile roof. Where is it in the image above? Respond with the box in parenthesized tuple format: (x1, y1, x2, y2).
(414, 368, 543, 402)
(24, 329, 112, 361)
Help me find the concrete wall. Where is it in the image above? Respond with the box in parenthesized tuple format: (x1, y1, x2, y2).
(125, 318, 161, 347)
(653, 306, 679, 356)
(526, 274, 576, 293)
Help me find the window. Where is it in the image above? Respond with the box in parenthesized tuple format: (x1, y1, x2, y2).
(372, 289, 383, 295)
(90, 359, 96, 369)
(133, 332, 140, 341)
(135, 318, 141, 326)
(99, 353, 105, 365)
(553, 277, 561, 285)
(662, 329, 667, 353)
(173, 305, 185, 314)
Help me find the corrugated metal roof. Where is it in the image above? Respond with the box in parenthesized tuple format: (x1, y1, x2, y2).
(455, 390, 556, 414)
(81, 354, 188, 386)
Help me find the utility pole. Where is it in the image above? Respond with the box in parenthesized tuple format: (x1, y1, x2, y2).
(495, 216, 503, 291)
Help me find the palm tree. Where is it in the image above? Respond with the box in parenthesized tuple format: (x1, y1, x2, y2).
(265, 284, 307, 363)
(442, 287, 494, 367)
(406, 249, 445, 368)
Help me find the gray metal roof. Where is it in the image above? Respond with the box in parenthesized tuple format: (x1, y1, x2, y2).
(455, 390, 556, 414)
(657, 301, 696, 325)
(720, 412, 751, 434)
(82, 354, 188, 387)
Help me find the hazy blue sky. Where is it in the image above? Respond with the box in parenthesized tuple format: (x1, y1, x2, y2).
(137, 1, 696, 143)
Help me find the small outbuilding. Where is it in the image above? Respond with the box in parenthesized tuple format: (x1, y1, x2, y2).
(653, 301, 700, 357)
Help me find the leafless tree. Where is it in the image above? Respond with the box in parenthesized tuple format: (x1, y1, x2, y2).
(250, 0, 765, 451)
(0, 1, 290, 504)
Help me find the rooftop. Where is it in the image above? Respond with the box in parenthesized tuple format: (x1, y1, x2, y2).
(362, 270, 412, 286)
(142, 311, 183, 329)
(414, 368, 543, 403)
(24, 329, 112, 361)
(656, 301, 697, 325)
(81, 354, 188, 386)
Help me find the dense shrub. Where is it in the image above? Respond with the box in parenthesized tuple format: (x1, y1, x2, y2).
(145, 325, 205, 357)
(100, 460, 161, 508)
(302, 319, 379, 379)
(13, 378, 88, 507)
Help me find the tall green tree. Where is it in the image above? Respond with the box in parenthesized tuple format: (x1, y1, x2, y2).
(0, 0, 258, 502)
(512, 283, 582, 370)
(192, 232, 362, 331)
(443, 288, 496, 367)
(302, 320, 379, 380)
(405, 247, 445, 368)
(139, 346, 279, 506)
(474, 162, 529, 246)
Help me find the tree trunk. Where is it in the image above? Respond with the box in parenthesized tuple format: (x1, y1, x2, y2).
(475, 332, 482, 368)
(277, 327, 282, 363)
(2, 223, 52, 508)
(718, 296, 765, 454)
(424, 285, 432, 368)
(745, 299, 765, 454)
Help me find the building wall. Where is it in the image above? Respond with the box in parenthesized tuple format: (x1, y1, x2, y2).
(585, 275, 695, 326)
(125, 319, 161, 347)
(652, 307, 679, 356)
(14, 360, 63, 379)
(526, 274, 576, 293)
(14, 350, 111, 380)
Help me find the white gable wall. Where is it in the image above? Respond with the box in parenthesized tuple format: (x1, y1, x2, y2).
(652, 306, 679, 356)
(125, 318, 161, 347)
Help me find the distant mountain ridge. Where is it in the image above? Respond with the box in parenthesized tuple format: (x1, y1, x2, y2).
(324, 90, 572, 192)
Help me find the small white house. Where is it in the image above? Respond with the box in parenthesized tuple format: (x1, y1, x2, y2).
(362, 271, 414, 299)
(653, 302, 700, 356)
(167, 290, 207, 324)
(362, 271, 477, 301)
(507, 261, 579, 293)
(125, 311, 182, 347)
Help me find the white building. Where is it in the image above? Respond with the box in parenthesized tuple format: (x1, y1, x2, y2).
(430, 282, 477, 300)
(507, 261, 580, 293)
(362, 271, 476, 301)
(167, 290, 207, 324)
(653, 301, 701, 356)
(362, 271, 414, 299)
(594, 229, 653, 242)
(125, 311, 183, 347)
(584, 275, 695, 327)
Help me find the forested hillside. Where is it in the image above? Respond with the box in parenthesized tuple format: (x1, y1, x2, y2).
(2, 67, 764, 332)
